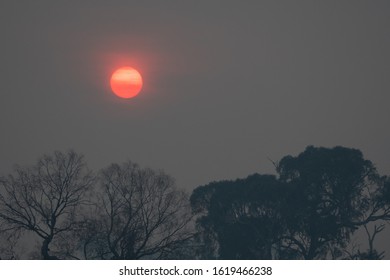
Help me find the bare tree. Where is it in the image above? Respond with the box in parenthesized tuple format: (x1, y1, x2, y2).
(83, 161, 194, 259)
(0, 227, 21, 259)
(0, 151, 94, 259)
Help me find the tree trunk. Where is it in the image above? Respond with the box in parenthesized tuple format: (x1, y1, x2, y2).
(41, 237, 58, 260)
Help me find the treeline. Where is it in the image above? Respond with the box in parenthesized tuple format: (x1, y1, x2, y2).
(0, 146, 389, 259)
(0, 152, 193, 260)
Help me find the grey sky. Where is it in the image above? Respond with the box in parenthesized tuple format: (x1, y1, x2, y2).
(1, 0, 389, 192)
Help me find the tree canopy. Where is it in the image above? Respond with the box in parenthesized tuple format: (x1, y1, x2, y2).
(191, 146, 390, 259)
(0, 146, 389, 259)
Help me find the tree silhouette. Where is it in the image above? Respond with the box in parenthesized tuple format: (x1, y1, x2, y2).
(0, 151, 94, 259)
(277, 146, 390, 259)
(80, 161, 194, 259)
(0, 146, 389, 259)
(191, 174, 287, 259)
(191, 146, 390, 259)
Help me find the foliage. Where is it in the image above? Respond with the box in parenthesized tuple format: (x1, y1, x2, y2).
(191, 146, 390, 259)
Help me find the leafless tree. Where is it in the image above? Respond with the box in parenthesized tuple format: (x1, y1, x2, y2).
(0, 151, 94, 259)
(83, 161, 194, 259)
(0, 227, 21, 259)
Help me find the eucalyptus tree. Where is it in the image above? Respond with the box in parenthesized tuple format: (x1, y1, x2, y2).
(277, 146, 390, 259)
(191, 174, 287, 259)
(191, 146, 390, 259)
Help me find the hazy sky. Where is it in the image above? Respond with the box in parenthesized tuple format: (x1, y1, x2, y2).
(1, 1, 389, 192)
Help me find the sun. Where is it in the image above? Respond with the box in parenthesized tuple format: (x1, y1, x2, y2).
(110, 67, 143, 99)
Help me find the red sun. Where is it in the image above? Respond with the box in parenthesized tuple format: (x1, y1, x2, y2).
(110, 67, 143, 99)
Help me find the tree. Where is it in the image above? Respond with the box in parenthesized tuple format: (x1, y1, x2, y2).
(191, 146, 390, 259)
(82, 161, 194, 259)
(348, 224, 385, 260)
(276, 146, 389, 259)
(0, 151, 94, 259)
(191, 174, 287, 259)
